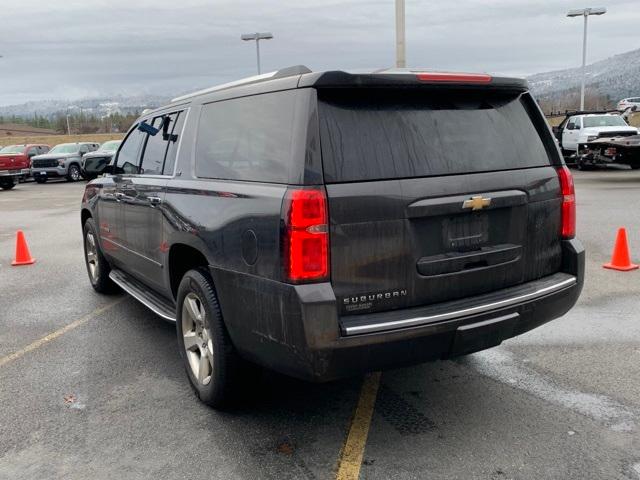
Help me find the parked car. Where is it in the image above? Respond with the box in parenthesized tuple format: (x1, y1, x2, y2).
(31, 142, 99, 183)
(80, 66, 584, 408)
(81, 140, 122, 180)
(553, 111, 638, 154)
(0, 144, 50, 189)
(617, 97, 640, 112)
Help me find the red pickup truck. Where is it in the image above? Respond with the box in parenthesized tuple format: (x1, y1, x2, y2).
(0, 144, 50, 190)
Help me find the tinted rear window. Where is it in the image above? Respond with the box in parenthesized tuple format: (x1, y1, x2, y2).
(195, 90, 300, 183)
(318, 89, 552, 183)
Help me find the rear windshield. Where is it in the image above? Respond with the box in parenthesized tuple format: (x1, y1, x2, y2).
(582, 115, 628, 128)
(318, 89, 553, 183)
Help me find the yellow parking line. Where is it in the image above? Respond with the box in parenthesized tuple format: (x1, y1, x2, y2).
(336, 371, 382, 480)
(0, 298, 124, 368)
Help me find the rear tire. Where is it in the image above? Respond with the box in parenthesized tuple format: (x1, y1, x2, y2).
(176, 268, 244, 409)
(35, 177, 47, 184)
(83, 218, 119, 294)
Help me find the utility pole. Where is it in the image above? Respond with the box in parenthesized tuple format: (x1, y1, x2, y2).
(395, 0, 406, 68)
(567, 7, 606, 110)
(66, 114, 71, 135)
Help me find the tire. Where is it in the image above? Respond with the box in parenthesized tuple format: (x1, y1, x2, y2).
(1, 179, 16, 190)
(83, 218, 119, 294)
(67, 164, 81, 182)
(35, 177, 47, 184)
(176, 268, 244, 408)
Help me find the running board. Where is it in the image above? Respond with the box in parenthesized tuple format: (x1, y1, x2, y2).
(109, 269, 176, 322)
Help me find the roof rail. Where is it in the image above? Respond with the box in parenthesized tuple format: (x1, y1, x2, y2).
(171, 65, 312, 103)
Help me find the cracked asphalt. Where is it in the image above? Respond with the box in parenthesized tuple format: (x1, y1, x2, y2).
(1, 169, 640, 480)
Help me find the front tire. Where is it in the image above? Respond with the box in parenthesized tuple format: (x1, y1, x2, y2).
(83, 218, 118, 293)
(1, 178, 16, 190)
(67, 164, 81, 182)
(176, 269, 242, 408)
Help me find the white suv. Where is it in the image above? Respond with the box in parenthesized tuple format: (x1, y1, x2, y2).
(617, 97, 640, 112)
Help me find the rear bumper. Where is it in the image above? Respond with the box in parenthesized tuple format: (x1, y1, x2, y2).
(212, 239, 584, 382)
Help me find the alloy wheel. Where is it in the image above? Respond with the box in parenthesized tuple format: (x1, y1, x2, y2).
(85, 232, 99, 283)
(181, 293, 214, 386)
(70, 166, 81, 181)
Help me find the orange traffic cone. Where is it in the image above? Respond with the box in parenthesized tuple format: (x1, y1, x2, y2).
(11, 230, 36, 266)
(603, 227, 638, 271)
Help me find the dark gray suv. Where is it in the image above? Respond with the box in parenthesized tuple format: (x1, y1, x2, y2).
(80, 66, 584, 408)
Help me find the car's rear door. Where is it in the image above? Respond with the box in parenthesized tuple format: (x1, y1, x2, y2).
(317, 87, 563, 317)
(120, 111, 185, 294)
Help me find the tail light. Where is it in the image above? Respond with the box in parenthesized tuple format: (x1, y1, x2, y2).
(557, 166, 576, 239)
(283, 188, 329, 282)
(416, 72, 492, 84)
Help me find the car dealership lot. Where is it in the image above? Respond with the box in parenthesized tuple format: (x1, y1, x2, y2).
(1, 172, 640, 480)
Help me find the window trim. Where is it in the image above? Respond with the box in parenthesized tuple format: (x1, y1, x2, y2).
(114, 107, 190, 179)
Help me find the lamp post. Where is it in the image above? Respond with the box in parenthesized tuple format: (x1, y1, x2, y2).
(395, 0, 406, 68)
(241, 32, 273, 75)
(567, 7, 606, 110)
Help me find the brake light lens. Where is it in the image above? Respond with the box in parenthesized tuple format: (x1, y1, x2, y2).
(557, 166, 576, 239)
(416, 72, 492, 83)
(283, 188, 329, 282)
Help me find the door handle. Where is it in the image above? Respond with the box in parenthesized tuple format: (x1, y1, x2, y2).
(148, 196, 162, 206)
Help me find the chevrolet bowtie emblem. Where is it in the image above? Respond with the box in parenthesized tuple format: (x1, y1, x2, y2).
(462, 195, 491, 211)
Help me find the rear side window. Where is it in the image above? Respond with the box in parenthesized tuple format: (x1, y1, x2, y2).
(161, 111, 185, 175)
(318, 89, 553, 183)
(195, 90, 298, 183)
(140, 116, 170, 175)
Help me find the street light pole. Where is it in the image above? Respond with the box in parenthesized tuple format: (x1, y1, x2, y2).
(395, 0, 406, 68)
(567, 7, 606, 110)
(241, 32, 274, 75)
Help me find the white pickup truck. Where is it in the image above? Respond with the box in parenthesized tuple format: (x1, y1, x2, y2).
(554, 113, 638, 154)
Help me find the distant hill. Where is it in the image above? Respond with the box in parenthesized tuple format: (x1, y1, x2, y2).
(528, 48, 640, 109)
(0, 95, 170, 120)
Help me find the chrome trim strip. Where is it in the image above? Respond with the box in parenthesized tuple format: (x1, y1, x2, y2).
(342, 276, 577, 336)
(109, 272, 176, 322)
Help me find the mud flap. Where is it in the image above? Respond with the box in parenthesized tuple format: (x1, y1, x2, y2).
(450, 312, 519, 356)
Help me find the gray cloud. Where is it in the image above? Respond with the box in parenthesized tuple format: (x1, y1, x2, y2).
(0, 0, 638, 105)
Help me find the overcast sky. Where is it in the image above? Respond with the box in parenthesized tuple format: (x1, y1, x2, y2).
(0, 0, 638, 106)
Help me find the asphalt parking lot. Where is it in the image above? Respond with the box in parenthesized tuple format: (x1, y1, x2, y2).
(1, 171, 640, 480)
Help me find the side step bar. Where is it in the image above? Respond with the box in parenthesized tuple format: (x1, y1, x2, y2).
(109, 269, 177, 322)
(340, 272, 577, 336)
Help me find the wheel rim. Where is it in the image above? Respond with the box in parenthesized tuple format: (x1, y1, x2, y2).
(70, 166, 80, 180)
(181, 293, 214, 386)
(85, 232, 99, 283)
